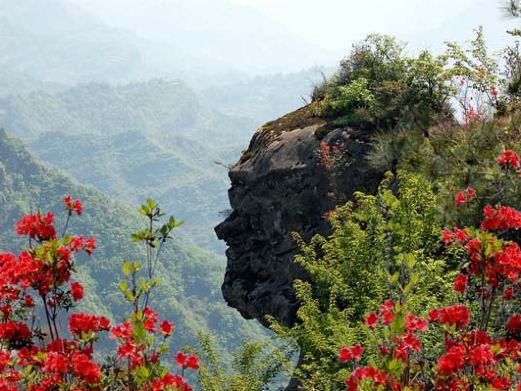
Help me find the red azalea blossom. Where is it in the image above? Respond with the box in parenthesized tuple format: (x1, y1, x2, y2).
(481, 205, 521, 232)
(83, 237, 96, 255)
(453, 273, 468, 294)
(15, 212, 56, 241)
(0, 196, 199, 390)
(64, 195, 83, 216)
(442, 229, 453, 246)
(437, 345, 466, 376)
(455, 191, 465, 208)
(185, 355, 200, 370)
(497, 150, 521, 169)
(508, 314, 521, 333)
(111, 320, 133, 339)
(339, 345, 364, 363)
(455, 187, 476, 208)
(364, 312, 378, 328)
(429, 305, 470, 329)
(69, 313, 110, 337)
(160, 320, 174, 337)
(175, 352, 187, 367)
(143, 307, 158, 333)
(70, 282, 84, 301)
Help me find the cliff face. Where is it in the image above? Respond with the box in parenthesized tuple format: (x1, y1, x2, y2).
(215, 106, 383, 327)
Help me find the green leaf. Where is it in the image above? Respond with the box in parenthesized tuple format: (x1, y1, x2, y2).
(119, 280, 128, 294)
(122, 261, 133, 277)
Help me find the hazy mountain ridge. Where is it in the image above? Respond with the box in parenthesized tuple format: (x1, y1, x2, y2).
(0, 0, 149, 86)
(0, 128, 268, 360)
(0, 79, 260, 251)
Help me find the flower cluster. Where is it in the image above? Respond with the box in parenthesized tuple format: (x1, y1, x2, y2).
(455, 186, 476, 208)
(463, 105, 482, 127)
(315, 140, 344, 170)
(64, 195, 83, 215)
(342, 301, 429, 390)
(339, 181, 521, 390)
(497, 149, 521, 170)
(0, 197, 198, 390)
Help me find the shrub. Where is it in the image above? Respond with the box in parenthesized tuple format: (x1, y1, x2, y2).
(271, 172, 457, 389)
(338, 150, 521, 390)
(314, 34, 453, 131)
(0, 196, 198, 390)
(195, 331, 290, 391)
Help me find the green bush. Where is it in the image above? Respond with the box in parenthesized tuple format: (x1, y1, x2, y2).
(314, 35, 453, 131)
(271, 172, 457, 390)
(195, 331, 291, 391)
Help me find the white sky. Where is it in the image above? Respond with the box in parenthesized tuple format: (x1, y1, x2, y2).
(69, 0, 521, 73)
(229, 0, 519, 56)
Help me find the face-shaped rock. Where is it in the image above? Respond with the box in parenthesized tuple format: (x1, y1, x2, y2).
(215, 112, 381, 327)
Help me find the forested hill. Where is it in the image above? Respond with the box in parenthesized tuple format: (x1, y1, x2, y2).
(0, 128, 266, 357)
(0, 80, 258, 251)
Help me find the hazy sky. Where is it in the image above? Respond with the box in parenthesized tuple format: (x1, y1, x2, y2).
(230, 0, 518, 55)
(69, 0, 520, 73)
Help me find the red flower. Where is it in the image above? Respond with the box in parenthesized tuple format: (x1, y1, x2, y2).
(143, 307, 158, 333)
(437, 345, 466, 376)
(64, 195, 83, 216)
(455, 192, 466, 208)
(364, 312, 378, 328)
(508, 314, 521, 333)
(111, 320, 133, 339)
(455, 187, 476, 208)
(160, 320, 174, 337)
(442, 229, 453, 246)
(504, 286, 514, 300)
(481, 205, 521, 232)
(429, 305, 470, 329)
(405, 314, 428, 332)
(469, 344, 494, 367)
(83, 237, 96, 255)
(453, 273, 468, 294)
(175, 352, 187, 367)
(454, 227, 470, 244)
(71, 352, 101, 383)
(466, 187, 476, 201)
(185, 355, 200, 370)
(338, 345, 363, 362)
(70, 282, 84, 301)
(15, 212, 56, 241)
(69, 313, 110, 337)
(497, 150, 521, 169)
(0, 321, 31, 343)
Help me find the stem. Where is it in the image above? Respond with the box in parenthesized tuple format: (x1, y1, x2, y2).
(51, 307, 60, 340)
(483, 287, 496, 331)
(62, 212, 71, 238)
(42, 295, 55, 341)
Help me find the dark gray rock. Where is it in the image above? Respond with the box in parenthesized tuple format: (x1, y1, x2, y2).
(215, 108, 382, 328)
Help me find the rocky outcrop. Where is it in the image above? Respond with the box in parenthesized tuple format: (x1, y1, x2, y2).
(215, 106, 383, 327)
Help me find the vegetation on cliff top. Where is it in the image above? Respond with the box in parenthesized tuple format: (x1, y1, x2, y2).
(266, 18, 521, 391)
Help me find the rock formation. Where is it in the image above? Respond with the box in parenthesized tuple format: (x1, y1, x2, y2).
(215, 106, 383, 327)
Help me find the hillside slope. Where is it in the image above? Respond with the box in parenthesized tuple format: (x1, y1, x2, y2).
(0, 80, 257, 251)
(0, 128, 266, 357)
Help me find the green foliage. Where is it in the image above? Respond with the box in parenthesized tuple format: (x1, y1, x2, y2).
(0, 129, 269, 367)
(0, 80, 257, 251)
(367, 110, 521, 231)
(444, 26, 499, 119)
(272, 172, 456, 390)
(195, 331, 290, 391)
(313, 34, 452, 131)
